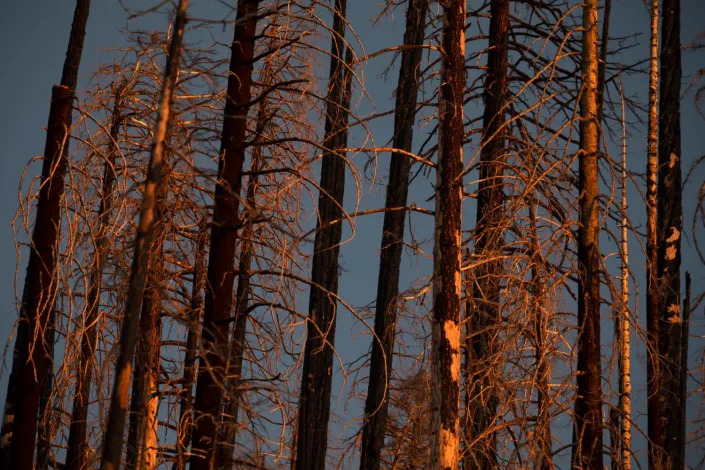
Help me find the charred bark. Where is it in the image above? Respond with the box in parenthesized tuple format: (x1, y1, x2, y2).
(465, 0, 509, 467)
(359, 1, 428, 468)
(0, 3, 91, 469)
(99, 2, 188, 468)
(658, 0, 684, 466)
(295, 1, 351, 464)
(190, 1, 260, 468)
(430, 0, 464, 468)
(573, 0, 604, 466)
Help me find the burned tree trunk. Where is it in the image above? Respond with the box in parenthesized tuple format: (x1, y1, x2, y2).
(0, 2, 91, 469)
(173, 218, 207, 470)
(295, 1, 351, 465)
(359, 1, 428, 468)
(430, 0, 464, 468)
(658, 0, 684, 466)
(190, 1, 260, 468)
(573, 0, 604, 466)
(465, 0, 508, 467)
(65, 85, 125, 470)
(99, 2, 188, 468)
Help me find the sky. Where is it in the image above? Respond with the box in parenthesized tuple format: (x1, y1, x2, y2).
(1, 0, 704, 468)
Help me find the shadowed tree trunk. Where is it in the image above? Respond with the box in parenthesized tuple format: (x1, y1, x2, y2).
(190, 1, 260, 468)
(573, 0, 603, 466)
(465, 0, 508, 467)
(173, 218, 207, 470)
(295, 0, 351, 464)
(430, 0, 464, 468)
(0, 2, 91, 469)
(645, 0, 662, 467)
(65, 85, 125, 470)
(99, 2, 188, 468)
(658, 0, 684, 467)
(359, 1, 428, 468)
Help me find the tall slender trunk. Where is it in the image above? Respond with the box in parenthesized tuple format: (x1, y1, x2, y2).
(658, 0, 683, 466)
(645, 0, 662, 467)
(359, 1, 428, 468)
(126, 230, 165, 470)
(99, 2, 188, 468)
(65, 86, 125, 470)
(0, 2, 90, 469)
(465, 0, 508, 467)
(216, 91, 269, 467)
(173, 218, 207, 470)
(573, 0, 603, 466)
(618, 77, 631, 470)
(189, 1, 260, 468)
(430, 1, 464, 468)
(295, 1, 351, 464)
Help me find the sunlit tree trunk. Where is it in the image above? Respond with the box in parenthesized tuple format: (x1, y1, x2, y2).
(359, 1, 428, 468)
(465, 0, 508, 466)
(0, 2, 90, 469)
(573, 0, 603, 466)
(430, 0, 464, 468)
(295, 1, 351, 464)
(190, 1, 260, 468)
(99, 2, 188, 468)
(65, 85, 125, 470)
(658, 0, 684, 466)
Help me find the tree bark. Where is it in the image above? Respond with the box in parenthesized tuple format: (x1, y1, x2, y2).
(189, 1, 260, 468)
(295, 1, 351, 465)
(465, 0, 508, 467)
(173, 218, 207, 470)
(645, 0, 662, 467)
(359, 1, 428, 468)
(658, 0, 684, 466)
(65, 86, 125, 470)
(99, 2, 188, 468)
(430, 1, 464, 469)
(0, 2, 90, 469)
(573, 0, 604, 467)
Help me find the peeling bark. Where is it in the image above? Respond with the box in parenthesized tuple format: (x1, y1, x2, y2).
(430, 1, 464, 468)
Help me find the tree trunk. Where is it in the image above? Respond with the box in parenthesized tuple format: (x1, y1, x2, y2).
(0, 2, 90, 469)
(189, 1, 260, 468)
(99, 2, 188, 468)
(645, 0, 662, 467)
(359, 1, 428, 468)
(65, 85, 125, 470)
(678, 272, 690, 470)
(465, 0, 508, 467)
(173, 218, 207, 470)
(430, 1, 464, 468)
(658, 0, 683, 466)
(295, 1, 351, 464)
(573, 0, 603, 466)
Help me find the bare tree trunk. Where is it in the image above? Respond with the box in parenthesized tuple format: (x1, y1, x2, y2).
(618, 76, 632, 470)
(190, 1, 260, 468)
(65, 86, 125, 470)
(465, 0, 508, 467)
(0, 2, 90, 469)
(359, 1, 428, 469)
(645, 0, 662, 467)
(173, 219, 207, 470)
(99, 2, 188, 468)
(126, 236, 165, 470)
(573, 0, 603, 466)
(295, 1, 351, 463)
(658, 0, 684, 466)
(430, 1, 464, 468)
